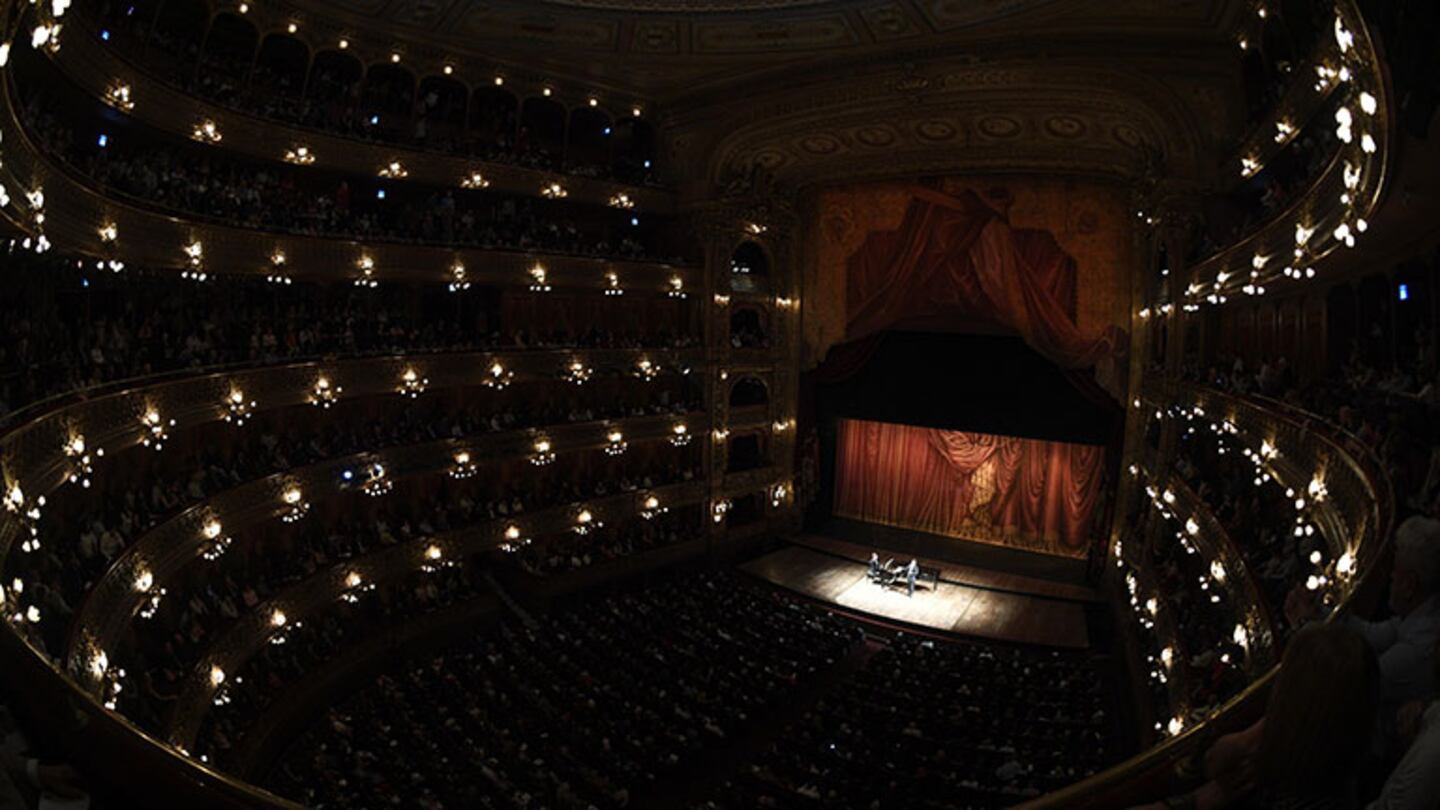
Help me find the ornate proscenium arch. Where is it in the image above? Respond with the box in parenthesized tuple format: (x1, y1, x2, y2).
(694, 59, 1222, 196)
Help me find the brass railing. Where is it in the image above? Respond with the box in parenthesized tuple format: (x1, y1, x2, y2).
(57, 3, 672, 208)
(0, 63, 693, 285)
(1023, 378, 1391, 808)
(166, 478, 712, 748)
(66, 411, 707, 687)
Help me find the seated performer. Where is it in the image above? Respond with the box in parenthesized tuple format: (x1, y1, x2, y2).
(868, 552, 881, 580)
(906, 558, 920, 597)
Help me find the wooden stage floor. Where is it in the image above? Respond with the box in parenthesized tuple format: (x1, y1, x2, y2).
(741, 543, 1091, 649)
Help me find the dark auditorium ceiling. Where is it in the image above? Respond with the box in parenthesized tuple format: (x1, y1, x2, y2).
(270, 0, 1250, 191)
(278, 0, 1243, 99)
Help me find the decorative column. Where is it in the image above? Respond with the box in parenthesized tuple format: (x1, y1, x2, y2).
(690, 195, 801, 547)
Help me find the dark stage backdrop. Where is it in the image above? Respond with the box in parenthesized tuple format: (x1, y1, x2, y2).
(833, 418, 1105, 559)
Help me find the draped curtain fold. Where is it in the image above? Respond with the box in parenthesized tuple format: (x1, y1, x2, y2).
(839, 186, 1126, 384)
(833, 419, 1104, 558)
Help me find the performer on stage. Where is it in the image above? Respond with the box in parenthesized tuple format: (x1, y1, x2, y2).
(868, 552, 881, 581)
(906, 558, 920, 597)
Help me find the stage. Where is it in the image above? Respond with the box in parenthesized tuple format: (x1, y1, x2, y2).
(741, 536, 1094, 649)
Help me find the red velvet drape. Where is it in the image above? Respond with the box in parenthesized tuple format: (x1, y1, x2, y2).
(843, 186, 1126, 376)
(832, 418, 1104, 558)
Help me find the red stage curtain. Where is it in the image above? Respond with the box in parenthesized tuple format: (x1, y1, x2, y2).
(843, 186, 1125, 378)
(833, 418, 1104, 558)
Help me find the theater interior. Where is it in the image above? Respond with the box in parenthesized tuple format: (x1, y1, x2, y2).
(1, 0, 1439, 807)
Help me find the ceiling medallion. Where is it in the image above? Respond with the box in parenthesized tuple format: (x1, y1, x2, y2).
(1044, 115, 1087, 139)
(799, 135, 841, 155)
(532, 0, 834, 9)
(978, 115, 1022, 139)
(914, 120, 958, 142)
(854, 126, 896, 148)
(1112, 124, 1144, 148)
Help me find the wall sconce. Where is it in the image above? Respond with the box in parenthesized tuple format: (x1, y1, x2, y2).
(421, 543, 451, 574)
(500, 524, 531, 553)
(378, 160, 408, 179)
(105, 82, 135, 112)
(200, 519, 232, 561)
(746, 222, 767, 235)
(341, 570, 375, 602)
(140, 408, 174, 450)
(448, 262, 470, 292)
(604, 270, 624, 296)
(483, 362, 513, 390)
(640, 494, 667, 520)
(354, 256, 378, 288)
(281, 485, 309, 523)
(191, 120, 222, 144)
(541, 181, 568, 199)
(310, 376, 341, 408)
(712, 499, 733, 523)
(362, 463, 392, 497)
(713, 428, 730, 443)
(715, 294, 731, 306)
(573, 508, 602, 535)
(1336, 550, 1357, 578)
(770, 482, 790, 508)
(772, 419, 794, 434)
(284, 145, 315, 165)
(63, 433, 102, 488)
(138, 583, 166, 619)
(670, 423, 691, 447)
(4, 482, 42, 553)
(635, 358, 660, 381)
(460, 171, 490, 189)
(450, 450, 477, 480)
(667, 276, 687, 298)
(531, 438, 555, 466)
(1334, 16, 1353, 53)
(528, 264, 552, 292)
(223, 388, 255, 426)
(564, 360, 592, 385)
(605, 429, 627, 456)
(98, 222, 118, 243)
(398, 367, 429, 398)
(608, 192, 635, 210)
(269, 611, 302, 646)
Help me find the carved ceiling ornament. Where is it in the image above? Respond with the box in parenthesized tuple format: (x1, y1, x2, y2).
(697, 58, 1216, 197)
(265, 0, 1230, 98)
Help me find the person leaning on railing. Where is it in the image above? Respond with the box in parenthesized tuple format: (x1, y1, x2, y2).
(1285, 517, 1440, 762)
(0, 747, 86, 808)
(1131, 623, 1380, 810)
